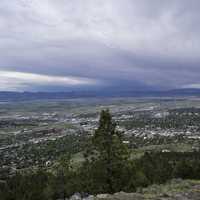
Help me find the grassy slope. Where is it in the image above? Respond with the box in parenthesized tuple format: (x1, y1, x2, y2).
(140, 179, 200, 199)
(94, 179, 200, 199)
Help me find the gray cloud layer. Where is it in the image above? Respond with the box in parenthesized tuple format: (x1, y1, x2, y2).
(0, 0, 200, 91)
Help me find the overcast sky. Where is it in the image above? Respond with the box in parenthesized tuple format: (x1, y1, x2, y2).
(0, 0, 200, 91)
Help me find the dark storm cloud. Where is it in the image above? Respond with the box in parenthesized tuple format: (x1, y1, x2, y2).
(0, 0, 200, 91)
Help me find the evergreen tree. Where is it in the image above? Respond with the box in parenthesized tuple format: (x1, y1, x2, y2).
(84, 109, 130, 193)
(52, 154, 74, 200)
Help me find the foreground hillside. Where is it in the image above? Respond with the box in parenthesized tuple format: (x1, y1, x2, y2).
(80, 179, 200, 200)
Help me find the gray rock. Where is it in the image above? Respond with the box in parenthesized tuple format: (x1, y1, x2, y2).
(83, 195, 94, 200)
(95, 192, 145, 200)
(96, 194, 111, 199)
(70, 193, 82, 200)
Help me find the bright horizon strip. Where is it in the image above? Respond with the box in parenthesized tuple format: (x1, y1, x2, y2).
(0, 70, 99, 91)
(182, 84, 200, 89)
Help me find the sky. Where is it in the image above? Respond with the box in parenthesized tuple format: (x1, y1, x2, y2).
(0, 0, 200, 92)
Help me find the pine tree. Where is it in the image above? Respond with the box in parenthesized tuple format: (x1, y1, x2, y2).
(84, 109, 130, 193)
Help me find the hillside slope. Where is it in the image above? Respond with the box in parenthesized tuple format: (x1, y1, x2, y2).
(81, 179, 200, 200)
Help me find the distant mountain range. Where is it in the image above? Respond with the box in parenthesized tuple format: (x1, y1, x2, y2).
(0, 88, 200, 101)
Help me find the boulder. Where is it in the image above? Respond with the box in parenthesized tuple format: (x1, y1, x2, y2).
(70, 193, 82, 200)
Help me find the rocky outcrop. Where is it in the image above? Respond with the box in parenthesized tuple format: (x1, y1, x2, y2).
(67, 180, 200, 200)
(94, 192, 145, 200)
(93, 187, 200, 199)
